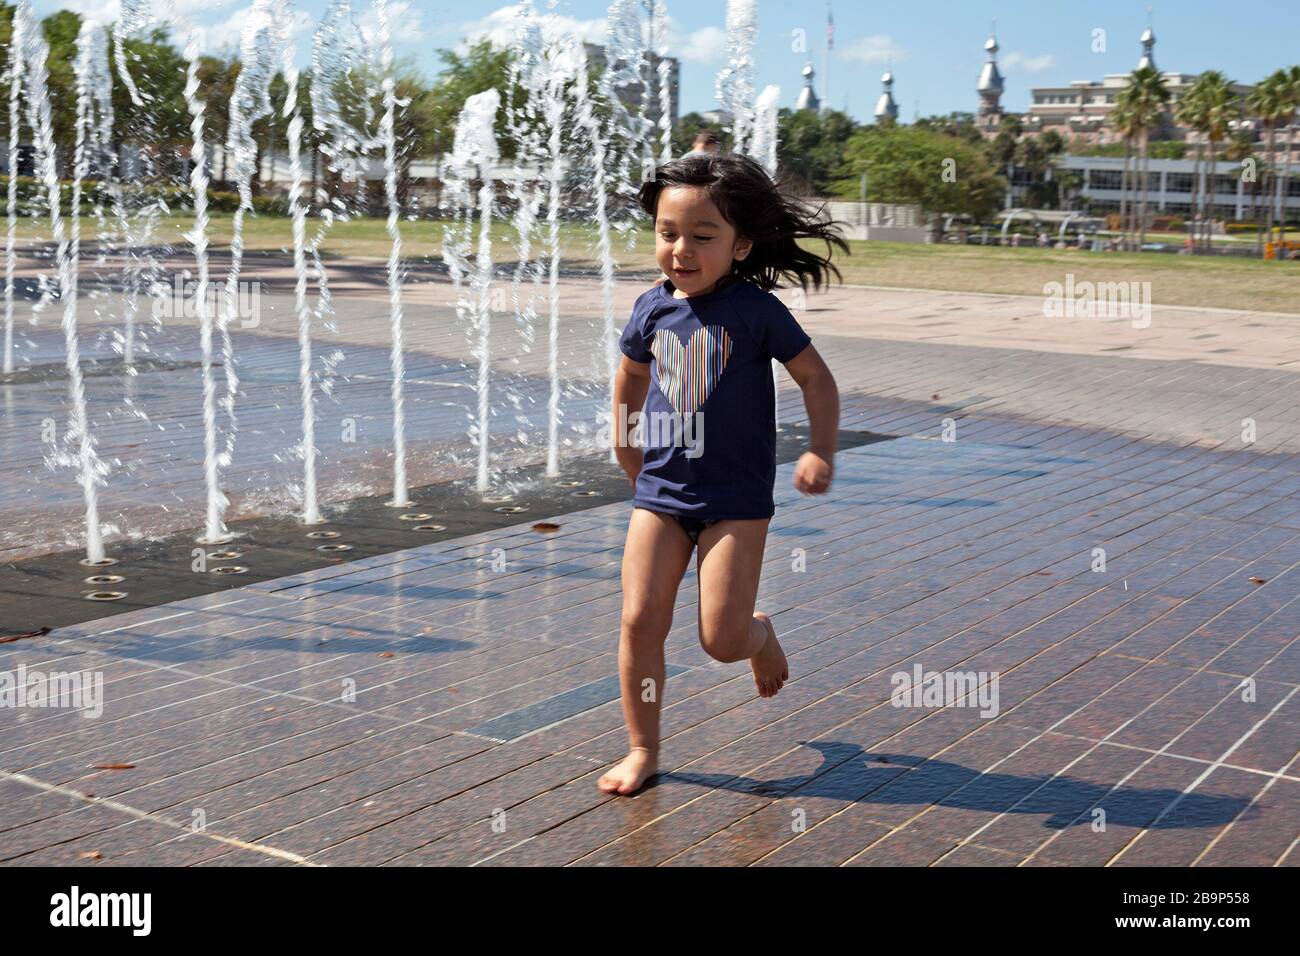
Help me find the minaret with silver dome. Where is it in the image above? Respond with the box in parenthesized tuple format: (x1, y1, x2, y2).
(874, 71, 899, 123)
(1137, 26, 1156, 71)
(795, 61, 820, 112)
(976, 27, 1004, 133)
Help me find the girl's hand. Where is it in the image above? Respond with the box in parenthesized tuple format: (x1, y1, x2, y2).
(615, 445, 644, 489)
(793, 451, 833, 495)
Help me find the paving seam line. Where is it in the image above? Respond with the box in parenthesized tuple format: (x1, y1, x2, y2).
(0, 769, 318, 866)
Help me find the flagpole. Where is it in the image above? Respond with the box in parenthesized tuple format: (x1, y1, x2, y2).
(824, 2, 832, 113)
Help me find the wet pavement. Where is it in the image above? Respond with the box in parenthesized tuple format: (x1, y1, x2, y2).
(2, 409, 1297, 865)
(1, 262, 1298, 866)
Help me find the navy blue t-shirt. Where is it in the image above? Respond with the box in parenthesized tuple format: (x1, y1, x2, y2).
(618, 276, 811, 520)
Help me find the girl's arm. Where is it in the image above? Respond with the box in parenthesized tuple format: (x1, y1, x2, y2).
(782, 343, 839, 494)
(613, 355, 651, 486)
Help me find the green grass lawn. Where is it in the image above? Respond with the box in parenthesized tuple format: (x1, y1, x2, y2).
(830, 240, 1299, 314)
(21, 213, 1299, 314)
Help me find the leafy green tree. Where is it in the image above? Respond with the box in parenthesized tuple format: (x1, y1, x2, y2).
(835, 125, 1004, 221)
(775, 108, 857, 195)
(914, 112, 982, 144)
(1285, 66, 1300, 234)
(1011, 129, 1067, 208)
(195, 53, 239, 186)
(421, 39, 516, 158)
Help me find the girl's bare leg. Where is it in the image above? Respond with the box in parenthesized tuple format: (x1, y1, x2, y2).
(696, 519, 788, 697)
(598, 508, 694, 795)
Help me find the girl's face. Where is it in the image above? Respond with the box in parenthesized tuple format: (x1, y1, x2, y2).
(653, 186, 752, 297)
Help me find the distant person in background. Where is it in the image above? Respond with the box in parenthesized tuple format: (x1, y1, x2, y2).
(681, 129, 722, 159)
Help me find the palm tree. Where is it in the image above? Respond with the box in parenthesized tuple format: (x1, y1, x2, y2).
(1039, 129, 1067, 209)
(1176, 85, 1207, 252)
(1109, 99, 1138, 249)
(1223, 130, 1257, 243)
(1246, 72, 1288, 255)
(1117, 66, 1171, 248)
(1278, 66, 1300, 242)
(1186, 71, 1234, 253)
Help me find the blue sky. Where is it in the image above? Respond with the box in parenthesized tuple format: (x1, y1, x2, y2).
(35, 1, 1300, 121)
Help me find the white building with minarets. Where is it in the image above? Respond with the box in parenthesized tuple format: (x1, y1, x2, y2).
(975, 30, 1004, 135)
(874, 72, 899, 124)
(1136, 25, 1156, 71)
(1019, 26, 1250, 145)
(795, 61, 820, 112)
(973, 23, 1299, 224)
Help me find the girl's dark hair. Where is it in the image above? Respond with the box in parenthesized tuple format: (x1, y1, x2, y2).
(638, 153, 848, 292)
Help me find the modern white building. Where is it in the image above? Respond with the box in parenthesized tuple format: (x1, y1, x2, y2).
(1013, 153, 1300, 222)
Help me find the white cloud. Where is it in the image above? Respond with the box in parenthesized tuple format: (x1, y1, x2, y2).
(454, 5, 606, 52)
(185, 10, 252, 54)
(48, 0, 245, 55)
(49, 0, 120, 27)
(1001, 52, 1055, 73)
(838, 34, 908, 66)
(450, 5, 727, 66)
(357, 0, 426, 48)
(678, 26, 727, 64)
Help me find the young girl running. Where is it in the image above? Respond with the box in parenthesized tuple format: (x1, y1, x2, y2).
(599, 153, 845, 795)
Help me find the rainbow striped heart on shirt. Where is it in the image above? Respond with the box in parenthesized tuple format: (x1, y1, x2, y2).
(650, 325, 733, 415)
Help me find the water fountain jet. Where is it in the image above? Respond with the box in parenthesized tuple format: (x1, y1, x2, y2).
(443, 90, 502, 495)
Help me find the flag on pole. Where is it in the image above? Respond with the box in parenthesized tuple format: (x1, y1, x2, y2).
(826, 4, 835, 51)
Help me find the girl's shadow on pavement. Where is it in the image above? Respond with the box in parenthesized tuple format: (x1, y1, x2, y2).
(665, 740, 1253, 830)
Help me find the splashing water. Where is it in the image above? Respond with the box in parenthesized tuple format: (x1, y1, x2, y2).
(750, 84, 781, 175)
(588, 2, 651, 462)
(311, 0, 373, 158)
(444, 90, 501, 494)
(77, 17, 139, 372)
(215, 0, 283, 528)
(104, 1, 156, 370)
(749, 84, 783, 426)
(505, 0, 544, 367)
(649, 0, 673, 164)
(538, 28, 577, 477)
(601, 0, 651, 185)
(507, 4, 581, 476)
(309, 0, 372, 430)
(113, 0, 152, 107)
(715, 0, 758, 155)
(71, 23, 113, 324)
(3, 4, 24, 375)
(18, 0, 110, 562)
(183, 30, 228, 545)
(373, 0, 412, 507)
(574, 109, 615, 463)
(272, 4, 323, 524)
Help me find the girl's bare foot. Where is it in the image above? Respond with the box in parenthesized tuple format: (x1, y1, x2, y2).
(751, 612, 788, 698)
(597, 747, 658, 795)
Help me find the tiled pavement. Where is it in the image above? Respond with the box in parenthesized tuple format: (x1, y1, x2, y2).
(3, 408, 1298, 865)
